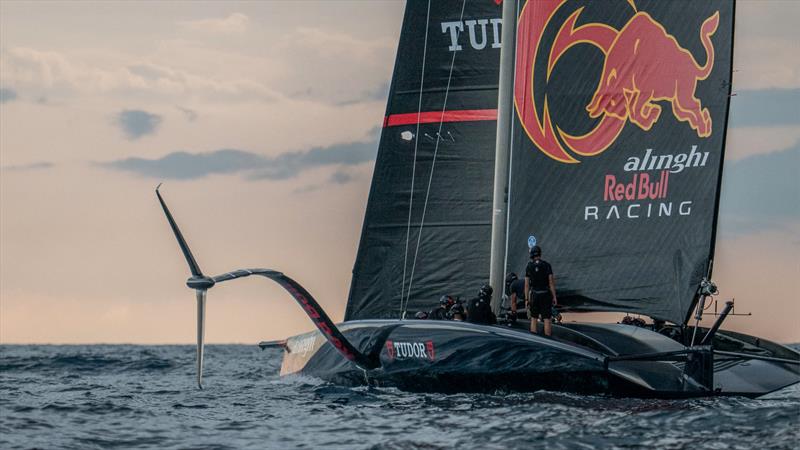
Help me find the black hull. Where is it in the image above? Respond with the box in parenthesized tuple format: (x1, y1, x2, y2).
(271, 320, 800, 398)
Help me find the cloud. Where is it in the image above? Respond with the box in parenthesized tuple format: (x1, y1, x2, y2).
(271, 27, 396, 105)
(0, 20, 392, 107)
(176, 106, 198, 122)
(334, 82, 391, 107)
(115, 109, 162, 140)
(1, 162, 54, 171)
(725, 125, 800, 161)
(0, 87, 18, 103)
(291, 27, 394, 59)
(718, 141, 800, 235)
(101, 137, 377, 181)
(178, 13, 250, 34)
(729, 89, 800, 128)
(1, 47, 280, 102)
(102, 149, 262, 179)
(291, 169, 362, 194)
(248, 140, 376, 180)
(329, 170, 354, 185)
(733, 1, 800, 89)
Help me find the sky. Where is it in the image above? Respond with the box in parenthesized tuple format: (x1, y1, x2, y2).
(1, 0, 798, 344)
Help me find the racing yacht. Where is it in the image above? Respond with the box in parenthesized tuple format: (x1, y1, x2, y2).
(157, 0, 799, 397)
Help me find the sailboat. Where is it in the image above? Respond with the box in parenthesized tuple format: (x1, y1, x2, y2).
(157, 0, 799, 397)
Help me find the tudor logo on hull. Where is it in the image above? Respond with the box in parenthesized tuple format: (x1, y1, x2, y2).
(385, 340, 435, 362)
(515, 0, 720, 164)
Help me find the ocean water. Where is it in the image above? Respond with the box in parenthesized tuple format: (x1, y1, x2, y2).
(1, 345, 798, 450)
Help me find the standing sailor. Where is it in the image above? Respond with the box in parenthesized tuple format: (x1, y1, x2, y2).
(525, 246, 557, 336)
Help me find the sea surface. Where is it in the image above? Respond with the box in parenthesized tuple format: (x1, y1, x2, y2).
(1, 345, 798, 450)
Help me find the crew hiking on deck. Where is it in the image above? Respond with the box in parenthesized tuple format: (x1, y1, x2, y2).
(449, 302, 466, 321)
(423, 288, 496, 324)
(429, 295, 456, 320)
(467, 285, 497, 325)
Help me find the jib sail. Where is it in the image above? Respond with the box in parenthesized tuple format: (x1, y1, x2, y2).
(505, 0, 735, 324)
(345, 0, 503, 320)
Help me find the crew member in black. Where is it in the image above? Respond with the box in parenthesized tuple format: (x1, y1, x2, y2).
(429, 295, 455, 320)
(467, 285, 497, 325)
(506, 273, 526, 322)
(449, 301, 466, 321)
(525, 245, 557, 336)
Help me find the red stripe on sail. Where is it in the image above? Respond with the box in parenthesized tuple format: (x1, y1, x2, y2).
(383, 109, 498, 127)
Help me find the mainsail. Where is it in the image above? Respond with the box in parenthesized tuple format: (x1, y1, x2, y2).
(505, 0, 735, 324)
(345, 0, 503, 320)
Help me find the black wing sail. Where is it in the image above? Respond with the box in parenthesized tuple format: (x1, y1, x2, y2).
(506, 0, 735, 324)
(346, 0, 503, 320)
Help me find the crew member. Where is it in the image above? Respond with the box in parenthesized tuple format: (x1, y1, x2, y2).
(525, 245, 557, 336)
(429, 295, 455, 320)
(467, 285, 497, 325)
(506, 272, 526, 322)
(449, 302, 466, 321)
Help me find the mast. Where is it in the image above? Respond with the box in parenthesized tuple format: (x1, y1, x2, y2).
(489, 0, 517, 313)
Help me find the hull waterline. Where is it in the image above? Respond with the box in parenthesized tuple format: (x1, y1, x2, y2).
(267, 320, 800, 398)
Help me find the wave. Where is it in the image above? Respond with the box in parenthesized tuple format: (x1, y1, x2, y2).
(0, 346, 192, 374)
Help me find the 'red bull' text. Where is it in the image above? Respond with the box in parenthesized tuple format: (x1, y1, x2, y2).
(604, 171, 669, 201)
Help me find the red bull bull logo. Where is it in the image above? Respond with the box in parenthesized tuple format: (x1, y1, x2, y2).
(515, 0, 720, 163)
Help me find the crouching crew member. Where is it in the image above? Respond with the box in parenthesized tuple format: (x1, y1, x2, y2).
(430, 295, 455, 320)
(525, 245, 557, 336)
(505, 272, 526, 323)
(449, 302, 466, 321)
(467, 285, 497, 325)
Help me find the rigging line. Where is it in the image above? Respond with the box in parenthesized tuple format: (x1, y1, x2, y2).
(402, 0, 468, 317)
(400, 0, 432, 320)
(502, 0, 521, 288)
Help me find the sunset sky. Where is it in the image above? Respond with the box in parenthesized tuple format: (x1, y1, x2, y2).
(1, 0, 798, 344)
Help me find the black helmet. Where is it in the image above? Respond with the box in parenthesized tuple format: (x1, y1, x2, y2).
(479, 284, 493, 299)
(439, 295, 455, 307)
(530, 245, 542, 257)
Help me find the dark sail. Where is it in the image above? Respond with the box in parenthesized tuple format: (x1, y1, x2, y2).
(345, 0, 503, 320)
(506, 0, 735, 324)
